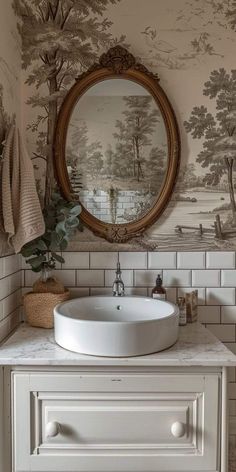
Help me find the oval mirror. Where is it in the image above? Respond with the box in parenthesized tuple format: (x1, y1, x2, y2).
(54, 46, 180, 243)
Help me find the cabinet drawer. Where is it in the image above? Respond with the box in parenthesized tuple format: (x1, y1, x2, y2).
(12, 372, 220, 472)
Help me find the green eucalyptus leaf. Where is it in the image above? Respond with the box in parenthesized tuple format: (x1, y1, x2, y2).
(22, 192, 81, 269)
(69, 205, 81, 216)
(21, 245, 36, 257)
(49, 231, 61, 251)
(51, 252, 65, 264)
(66, 217, 79, 228)
(57, 229, 66, 241)
(59, 239, 68, 251)
(31, 265, 42, 273)
(43, 232, 52, 242)
(36, 239, 48, 251)
(26, 255, 47, 268)
(55, 221, 66, 234)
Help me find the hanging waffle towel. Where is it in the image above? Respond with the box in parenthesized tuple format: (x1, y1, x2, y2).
(1, 124, 45, 252)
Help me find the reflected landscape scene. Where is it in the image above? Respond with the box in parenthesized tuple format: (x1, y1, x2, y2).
(66, 79, 168, 224)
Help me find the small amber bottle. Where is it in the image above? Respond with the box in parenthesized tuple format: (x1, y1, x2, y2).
(152, 274, 166, 300)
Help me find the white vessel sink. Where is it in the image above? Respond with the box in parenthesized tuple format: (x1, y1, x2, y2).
(54, 296, 179, 357)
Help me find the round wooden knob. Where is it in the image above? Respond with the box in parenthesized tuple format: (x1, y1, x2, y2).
(46, 421, 60, 438)
(171, 421, 186, 438)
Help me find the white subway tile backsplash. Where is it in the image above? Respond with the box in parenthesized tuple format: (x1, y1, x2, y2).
(4, 254, 21, 276)
(0, 254, 22, 343)
(0, 317, 10, 343)
(55, 270, 76, 287)
(90, 287, 111, 296)
(10, 272, 21, 292)
(198, 306, 221, 324)
(0, 300, 3, 322)
(24, 270, 39, 287)
(206, 288, 235, 306)
(21, 256, 29, 269)
(165, 287, 177, 304)
(222, 306, 236, 324)
(90, 252, 118, 269)
(125, 287, 148, 296)
(0, 277, 9, 300)
(226, 343, 236, 355)
(62, 252, 89, 269)
(8, 308, 21, 332)
(69, 288, 90, 298)
(77, 269, 104, 287)
(177, 252, 205, 269)
(206, 251, 235, 269)
(229, 400, 236, 415)
(192, 270, 220, 287)
(134, 270, 160, 287)
(229, 383, 236, 399)
(221, 270, 236, 287)
(206, 324, 236, 342)
(148, 252, 176, 269)
(2, 289, 21, 319)
(105, 269, 133, 287)
(0, 309, 21, 342)
(177, 287, 205, 305)
(0, 273, 21, 300)
(0, 258, 4, 279)
(163, 270, 191, 287)
(229, 367, 236, 382)
(119, 252, 147, 269)
(21, 270, 25, 287)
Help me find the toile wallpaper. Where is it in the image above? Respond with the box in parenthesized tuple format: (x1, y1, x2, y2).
(14, 0, 236, 251)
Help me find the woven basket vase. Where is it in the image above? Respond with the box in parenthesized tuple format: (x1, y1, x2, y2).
(23, 289, 70, 329)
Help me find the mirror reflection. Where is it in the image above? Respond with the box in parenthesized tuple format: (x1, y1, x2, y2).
(66, 79, 168, 224)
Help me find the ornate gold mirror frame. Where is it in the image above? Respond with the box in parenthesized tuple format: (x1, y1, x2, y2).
(54, 46, 180, 243)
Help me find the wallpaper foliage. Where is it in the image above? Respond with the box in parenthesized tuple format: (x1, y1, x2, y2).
(15, 0, 236, 251)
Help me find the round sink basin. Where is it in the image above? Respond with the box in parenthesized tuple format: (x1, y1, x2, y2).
(54, 296, 179, 357)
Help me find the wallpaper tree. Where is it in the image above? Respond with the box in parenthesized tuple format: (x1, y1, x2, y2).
(176, 163, 202, 190)
(114, 96, 160, 182)
(13, 0, 121, 205)
(184, 69, 236, 221)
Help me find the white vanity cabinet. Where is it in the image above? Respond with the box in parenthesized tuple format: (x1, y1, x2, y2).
(0, 323, 235, 472)
(12, 369, 220, 472)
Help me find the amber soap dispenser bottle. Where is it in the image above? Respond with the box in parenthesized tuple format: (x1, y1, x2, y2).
(152, 274, 166, 300)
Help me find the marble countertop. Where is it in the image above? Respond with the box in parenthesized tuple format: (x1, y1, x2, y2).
(0, 322, 236, 366)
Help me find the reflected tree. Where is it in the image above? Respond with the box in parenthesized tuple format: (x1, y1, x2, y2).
(146, 146, 166, 187)
(67, 122, 103, 187)
(114, 96, 160, 181)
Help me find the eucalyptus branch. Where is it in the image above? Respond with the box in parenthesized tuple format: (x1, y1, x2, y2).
(21, 193, 82, 273)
